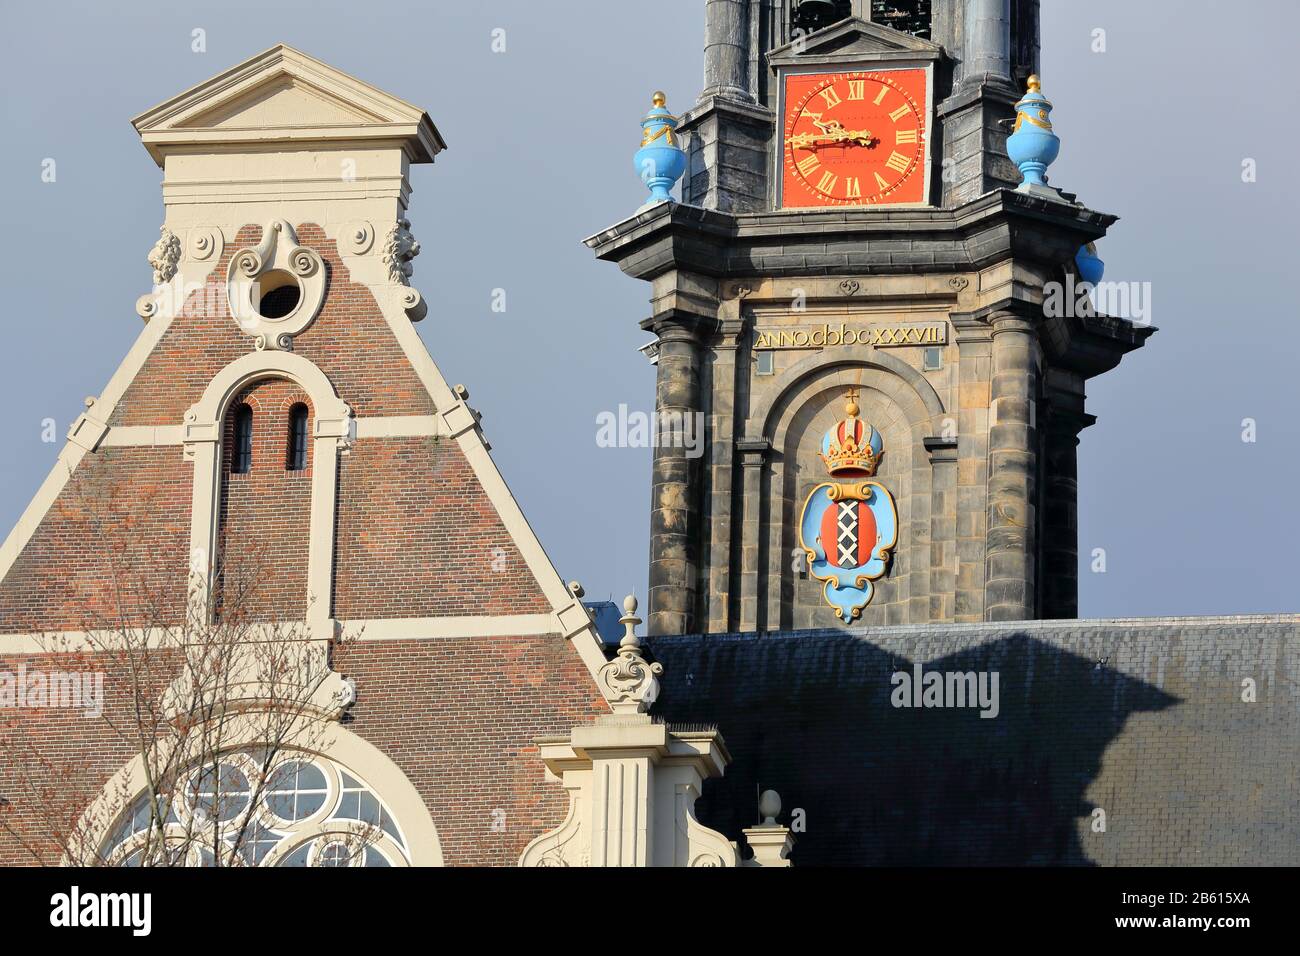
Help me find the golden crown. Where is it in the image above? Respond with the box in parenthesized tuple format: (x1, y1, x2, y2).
(820, 388, 881, 478)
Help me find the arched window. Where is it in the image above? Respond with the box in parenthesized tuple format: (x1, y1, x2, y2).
(287, 403, 309, 472)
(232, 404, 254, 474)
(100, 751, 412, 867)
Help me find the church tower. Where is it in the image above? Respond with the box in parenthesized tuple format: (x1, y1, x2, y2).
(588, 1, 1152, 635)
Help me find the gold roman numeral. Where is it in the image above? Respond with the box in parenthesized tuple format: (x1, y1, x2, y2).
(895, 128, 918, 144)
(888, 104, 911, 122)
(885, 151, 910, 173)
(873, 85, 888, 105)
(847, 80, 865, 101)
(819, 86, 841, 109)
(796, 153, 821, 176)
(874, 171, 890, 191)
(845, 177, 862, 199)
(816, 170, 838, 194)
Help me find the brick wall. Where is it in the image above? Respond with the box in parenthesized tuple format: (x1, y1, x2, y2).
(333, 437, 552, 619)
(0, 651, 179, 865)
(0, 448, 191, 635)
(649, 616, 1300, 865)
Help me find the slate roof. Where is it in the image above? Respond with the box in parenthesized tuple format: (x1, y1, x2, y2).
(646, 623, 1193, 866)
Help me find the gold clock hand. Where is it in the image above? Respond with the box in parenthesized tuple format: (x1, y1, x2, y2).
(790, 129, 876, 150)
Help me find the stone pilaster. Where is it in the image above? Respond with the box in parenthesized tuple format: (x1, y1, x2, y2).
(1041, 392, 1094, 619)
(645, 316, 707, 636)
(985, 309, 1039, 621)
(704, 315, 746, 634)
(924, 436, 959, 621)
(952, 311, 992, 622)
(736, 437, 771, 632)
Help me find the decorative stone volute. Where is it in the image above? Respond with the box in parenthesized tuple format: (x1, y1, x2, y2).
(597, 595, 664, 714)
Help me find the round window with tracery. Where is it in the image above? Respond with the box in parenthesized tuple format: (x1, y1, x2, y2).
(102, 751, 409, 867)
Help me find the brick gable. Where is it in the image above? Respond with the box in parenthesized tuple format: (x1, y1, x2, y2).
(109, 223, 435, 428)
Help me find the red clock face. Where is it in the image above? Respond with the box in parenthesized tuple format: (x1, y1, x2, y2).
(781, 68, 928, 208)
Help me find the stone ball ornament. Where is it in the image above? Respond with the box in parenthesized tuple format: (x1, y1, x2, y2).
(633, 91, 686, 205)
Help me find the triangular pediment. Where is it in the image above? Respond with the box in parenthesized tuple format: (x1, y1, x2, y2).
(768, 17, 944, 68)
(181, 75, 388, 129)
(131, 43, 445, 165)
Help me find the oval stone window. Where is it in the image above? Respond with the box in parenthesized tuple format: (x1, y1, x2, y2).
(257, 269, 302, 319)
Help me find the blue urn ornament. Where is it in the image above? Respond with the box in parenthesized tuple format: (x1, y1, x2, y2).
(634, 91, 686, 205)
(1006, 75, 1060, 192)
(1075, 242, 1104, 285)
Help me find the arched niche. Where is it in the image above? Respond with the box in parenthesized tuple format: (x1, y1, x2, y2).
(749, 347, 947, 629)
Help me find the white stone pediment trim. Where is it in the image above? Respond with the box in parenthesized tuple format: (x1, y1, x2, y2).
(131, 43, 446, 167)
(767, 15, 944, 67)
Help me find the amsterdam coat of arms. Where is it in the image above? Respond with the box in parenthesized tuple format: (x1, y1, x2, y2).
(797, 387, 899, 621)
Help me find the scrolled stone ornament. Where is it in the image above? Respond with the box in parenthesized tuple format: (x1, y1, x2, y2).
(400, 286, 427, 322)
(235, 249, 263, 279)
(342, 220, 375, 256)
(597, 595, 663, 713)
(187, 226, 223, 262)
(291, 248, 319, 277)
(225, 219, 327, 349)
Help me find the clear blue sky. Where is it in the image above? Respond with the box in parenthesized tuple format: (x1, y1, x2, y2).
(1, 0, 1296, 618)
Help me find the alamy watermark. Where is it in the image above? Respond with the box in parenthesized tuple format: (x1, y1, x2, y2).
(1043, 273, 1152, 327)
(50, 886, 151, 936)
(596, 404, 705, 459)
(0, 663, 104, 718)
(891, 663, 1000, 719)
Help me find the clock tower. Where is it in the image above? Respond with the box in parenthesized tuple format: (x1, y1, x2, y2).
(588, 1, 1152, 635)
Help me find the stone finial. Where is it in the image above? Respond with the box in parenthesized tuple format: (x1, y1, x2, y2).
(743, 788, 795, 866)
(1006, 74, 1061, 196)
(634, 92, 686, 205)
(597, 594, 663, 713)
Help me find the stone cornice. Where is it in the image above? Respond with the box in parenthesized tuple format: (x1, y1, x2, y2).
(586, 190, 1118, 282)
